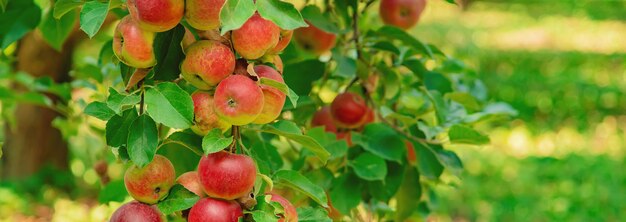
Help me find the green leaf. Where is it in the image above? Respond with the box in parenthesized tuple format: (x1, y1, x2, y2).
(84, 101, 116, 121)
(0, 0, 6, 12)
(145, 82, 194, 129)
(395, 165, 422, 221)
(157, 184, 200, 215)
(258, 123, 330, 163)
(283, 60, 324, 95)
(426, 90, 447, 124)
(106, 108, 139, 147)
(272, 170, 328, 208)
(259, 77, 298, 108)
(39, 7, 77, 51)
(448, 124, 490, 145)
(412, 141, 443, 180)
(256, 0, 307, 30)
(305, 127, 348, 160)
(402, 59, 427, 79)
(329, 173, 361, 215)
(333, 53, 356, 78)
(350, 153, 387, 181)
(106, 88, 140, 115)
(352, 124, 405, 162)
(98, 179, 128, 203)
(376, 62, 400, 99)
(53, 0, 83, 19)
(0, 0, 42, 49)
(79, 0, 109, 38)
(158, 131, 203, 176)
(446, 92, 480, 112)
(424, 72, 452, 94)
(300, 5, 340, 34)
(297, 207, 332, 222)
(435, 148, 463, 175)
(219, 0, 256, 35)
(202, 129, 233, 154)
(368, 162, 404, 202)
(377, 26, 433, 58)
(152, 24, 185, 81)
(249, 210, 279, 222)
(127, 114, 158, 168)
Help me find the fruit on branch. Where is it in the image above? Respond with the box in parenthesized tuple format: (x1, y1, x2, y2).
(294, 21, 336, 55)
(330, 92, 369, 129)
(379, 0, 427, 30)
(188, 197, 243, 222)
(182, 27, 197, 52)
(232, 13, 280, 60)
(113, 16, 156, 68)
(127, 0, 184, 32)
(110, 201, 164, 222)
(184, 0, 226, 30)
(268, 29, 294, 54)
(181, 40, 236, 90)
(124, 155, 176, 204)
(197, 151, 257, 200)
(177, 171, 206, 197)
(268, 193, 298, 222)
(311, 106, 337, 133)
(271, 55, 284, 74)
(405, 141, 417, 165)
(253, 65, 286, 124)
(191, 91, 231, 135)
(213, 75, 264, 126)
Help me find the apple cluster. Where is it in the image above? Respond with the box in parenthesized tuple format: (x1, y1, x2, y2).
(312, 92, 375, 146)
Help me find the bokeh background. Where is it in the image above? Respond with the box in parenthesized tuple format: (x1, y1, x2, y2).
(1, 0, 626, 221)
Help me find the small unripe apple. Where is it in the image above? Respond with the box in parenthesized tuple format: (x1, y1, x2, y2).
(124, 155, 176, 204)
(188, 197, 243, 222)
(330, 92, 368, 129)
(191, 91, 231, 135)
(110, 201, 164, 222)
(294, 21, 336, 55)
(177, 171, 206, 197)
(127, 0, 184, 32)
(379, 0, 427, 30)
(185, 0, 225, 30)
(268, 29, 293, 54)
(181, 40, 236, 90)
(197, 151, 257, 200)
(311, 106, 337, 133)
(113, 16, 156, 68)
(268, 193, 298, 222)
(213, 75, 264, 126)
(232, 13, 280, 60)
(252, 65, 286, 124)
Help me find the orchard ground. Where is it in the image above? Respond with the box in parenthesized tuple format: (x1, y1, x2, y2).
(1, 0, 626, 221)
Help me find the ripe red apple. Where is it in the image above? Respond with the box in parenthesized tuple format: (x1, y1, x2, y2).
(191, 91, 231, 135)
(124, 155, 176, 204)
(127, 0, 184, 32)
(294, 21, 336, 55)
(113, 16, 156, 68)
(330, 92, 369, 129)
(405, 140, 417, 165)
(110, 201, 164, 222)
(181, 40, 235, 90)
(188, 197, 243, 222)
(197, 151, 257, 200)
(213, 75, 264, 126)
(177, 171, 206, 197)
(379, 0, 427, 30)
(252, 65, 286, 124)
(311, 106, 337, 133)
(268, 29, 293, 54)
(185, 0, 225, 30)
(232, 13, 280, 60)
(268, 193, 298, 222)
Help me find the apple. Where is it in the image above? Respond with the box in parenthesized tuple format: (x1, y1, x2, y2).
(330, 92, 368, 129)
(182, 27, 197, 52)
(268, 29, 293, 54)
(268, 193, 298, 222)
(127, 0, 184, 32)
(252, 65, 286, 124)
(191, 91, 231, 135)
(232, 13, 280, 60)
(197, 151, 257, 200)
(188, 197, 243, 222)
(213, 75, 264, 126)
(113, 16, 156, 68)
(272, 55, 284, 74)
(311, 106, 337, 133)
(185, 0, 225, 30)
(181, 40, 236, 90)
(177, 171, 206, 197)
(379, 0, 427, 30)
(405, 140, 417, 165)
(124, 155, 176, 204)
(110, 201, 164, 222)
(294, 21, 336, 55)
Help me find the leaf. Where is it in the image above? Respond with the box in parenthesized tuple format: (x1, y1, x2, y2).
(300, 5, 340, 34)
(158, 131, 203, 176)
(145, 82, 194, 129)
(305, 127, 348, 160)
(424, 72, 452, 94)
(98, 180, 128, 203)
(39, 7, 77, 51)
(350, 153, 387, 181)
(219, 0, 256, 35)
(79, 0, 109, 38)
(84, 101, 116, 121)
(329, 173, 361, 215)
(0, 0, 6, 12)
(272, 170, 328, 208)
(202, 129, 233, 154)
(0, 0, 42, 49)
(446, 92, 480, 112)
(259, 77, 299, 108)
(152, 24, 185, 81)
(249, 211, 279, 222)
(256, 0, 307, 30)
(157, 184, 200, 215)
(435, 148, 463, 175)
(54, 0, 83, 19)
(258, 123, 330, 163)
(448, 124, 490, 145)
(377, 26, 433, 58)
(127, 114, 158, 168)
(352, 124, 405, 162)
(297, 207, 332, 222)
(333, 53, 356, 78)
(395, 165, 422, 221)
(368, 162, 404, 202)
(106, 88, 141, 115)
(412, 141, 443, 180)
(105, 108, 138, 147)
(283, 60, 325, 95)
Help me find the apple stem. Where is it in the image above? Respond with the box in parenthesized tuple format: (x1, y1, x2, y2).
(229, 126, 241, 153)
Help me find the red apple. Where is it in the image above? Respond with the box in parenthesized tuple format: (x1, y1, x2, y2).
(311, 106, 337, 133)
(197, 151, 257, 200)
(177, 171, 206, 197)
(405, 140, 417, 165)
(213, 75, 264, 126)
(185, 0, 225, 30)
(127, 0, 184, 32)
(124, 155, 176, 204)
(272, 55, 284, 74)
(252, 65, 286, 124)
(268, 29, 293, 54)
(113, 16, 156, 68)
(330, 92, 369, 129)
(191, 91, 231, 135)
(181, 40, 235, 90)
(294, 21, 336, 55)
(188, 197, 243, 222)
(110, 201, 164, 222)
(268, 193, 298, 222)
(379, 0, 427, 30)
(232, 13, 280, 60)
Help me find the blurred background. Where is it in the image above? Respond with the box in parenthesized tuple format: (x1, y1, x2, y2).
(1, 0, 626, 221)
